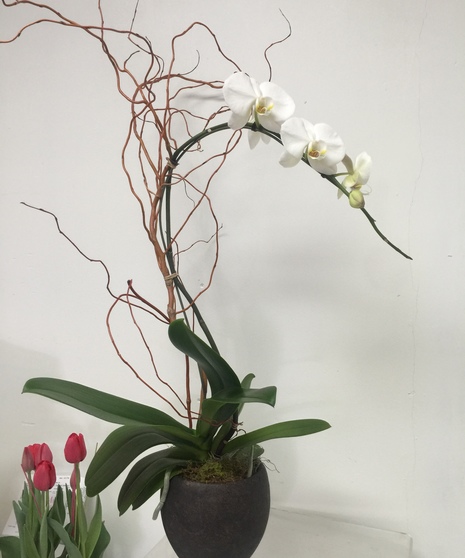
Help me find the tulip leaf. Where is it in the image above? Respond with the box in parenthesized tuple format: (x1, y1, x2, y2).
(85, 496, 110, 558)
(23, 377, 191, 431)
(38, 511, 48, 558)
(47, 519, 82, 558)
(85, 425, 207, 496)
(88, 521, 110, 558)
(168, 319, 241, 394)
(0, 536, 21, 558)
(21, 525, 41, 558)
(223, 419, 331, 455)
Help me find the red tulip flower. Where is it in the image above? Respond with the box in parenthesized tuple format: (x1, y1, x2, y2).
(33, 460, 56, 491)
(28, 443, 53, 469)
(64, 433, 87, 463)
(21, 446, 35, 473)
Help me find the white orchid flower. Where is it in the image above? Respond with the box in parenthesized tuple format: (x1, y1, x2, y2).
(342, 152, 372, 190)
(279, 117, 345, 175)
(338, 152, 372, 207)
(223, 72, 295, 133)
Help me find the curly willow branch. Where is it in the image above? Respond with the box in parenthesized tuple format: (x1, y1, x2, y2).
(3, 0, 411, 428)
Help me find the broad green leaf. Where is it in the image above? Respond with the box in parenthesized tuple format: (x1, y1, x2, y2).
(22, 525, 41, 558)
(196, 384, 277, 440)
(211, 386, 276, 406)
(38, 511, 48, 558)
(118, 448, 190, 514)
(223, 419, 331, 455)
(85, 496, 103, 557)
(86, 425, 206, 496)
(238, 373, 255, 416)
(89, 522, 110, 558)
(49, 485, 66, 526)
(196, 398, 238, 439)
(0, 536, 21, 558)
(12, 502, 25, 533)
(23, 378, 191, 430)
(47, 519, 82, 558)
(76, 488, 88, 551)
(168, 320, 241, 394)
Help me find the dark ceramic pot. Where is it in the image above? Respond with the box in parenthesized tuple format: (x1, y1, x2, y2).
(161, 464, 270, 558)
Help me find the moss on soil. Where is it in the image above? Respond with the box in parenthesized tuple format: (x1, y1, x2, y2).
(181, 456, 257, 483)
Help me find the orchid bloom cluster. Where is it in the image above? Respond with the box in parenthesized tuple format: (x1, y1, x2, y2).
(0, 434, 110, 558)
(223, 72, 372, 209)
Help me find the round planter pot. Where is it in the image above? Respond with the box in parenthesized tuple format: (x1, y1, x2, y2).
(161, 464, 270, 558)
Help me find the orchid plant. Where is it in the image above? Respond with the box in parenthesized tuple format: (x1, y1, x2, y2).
(0, 436, 110, 558)
(1, 1, 411, 520)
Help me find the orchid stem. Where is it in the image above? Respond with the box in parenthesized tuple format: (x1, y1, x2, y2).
(322, 174, 412, 260)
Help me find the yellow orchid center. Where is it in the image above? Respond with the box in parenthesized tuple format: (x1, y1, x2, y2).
(307, 140, 327, 160)
(255, 96, 274, 115)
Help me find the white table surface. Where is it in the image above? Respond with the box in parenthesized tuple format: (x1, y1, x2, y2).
(144, 507, 412, 557)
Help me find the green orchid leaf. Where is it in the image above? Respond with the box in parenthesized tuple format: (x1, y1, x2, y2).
(23, 377, 191, 430)
(223, 419, 331, 455)
(212, 386, 277, 406)
(117, 448, 191, 514)
(196, 398, 238, 440)
(86, 425, 207, 496)
(0, 536, 21, 558)
(168, 319, 241, 394)
(195, 384, 276, 440)
(238, 373, 255, 416)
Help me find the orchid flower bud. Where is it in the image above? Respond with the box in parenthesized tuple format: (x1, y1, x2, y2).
(64, 433, 87, 463)
(349, 189, 365, 209)
(33, 460, 56, 491)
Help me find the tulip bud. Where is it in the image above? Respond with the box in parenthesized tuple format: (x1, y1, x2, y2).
(349, 189, 365, 209)
(21, 446, 35, 473)
(64, 433, 87, 463)
(28, 443, 53, 469)
(33, 460, 56, 491)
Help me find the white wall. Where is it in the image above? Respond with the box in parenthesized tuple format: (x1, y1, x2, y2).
(1, 1, 464, 557)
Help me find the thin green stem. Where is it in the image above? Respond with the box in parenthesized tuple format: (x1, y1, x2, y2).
(158, 119, 411, 445)
(322, 174, 412, 260)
